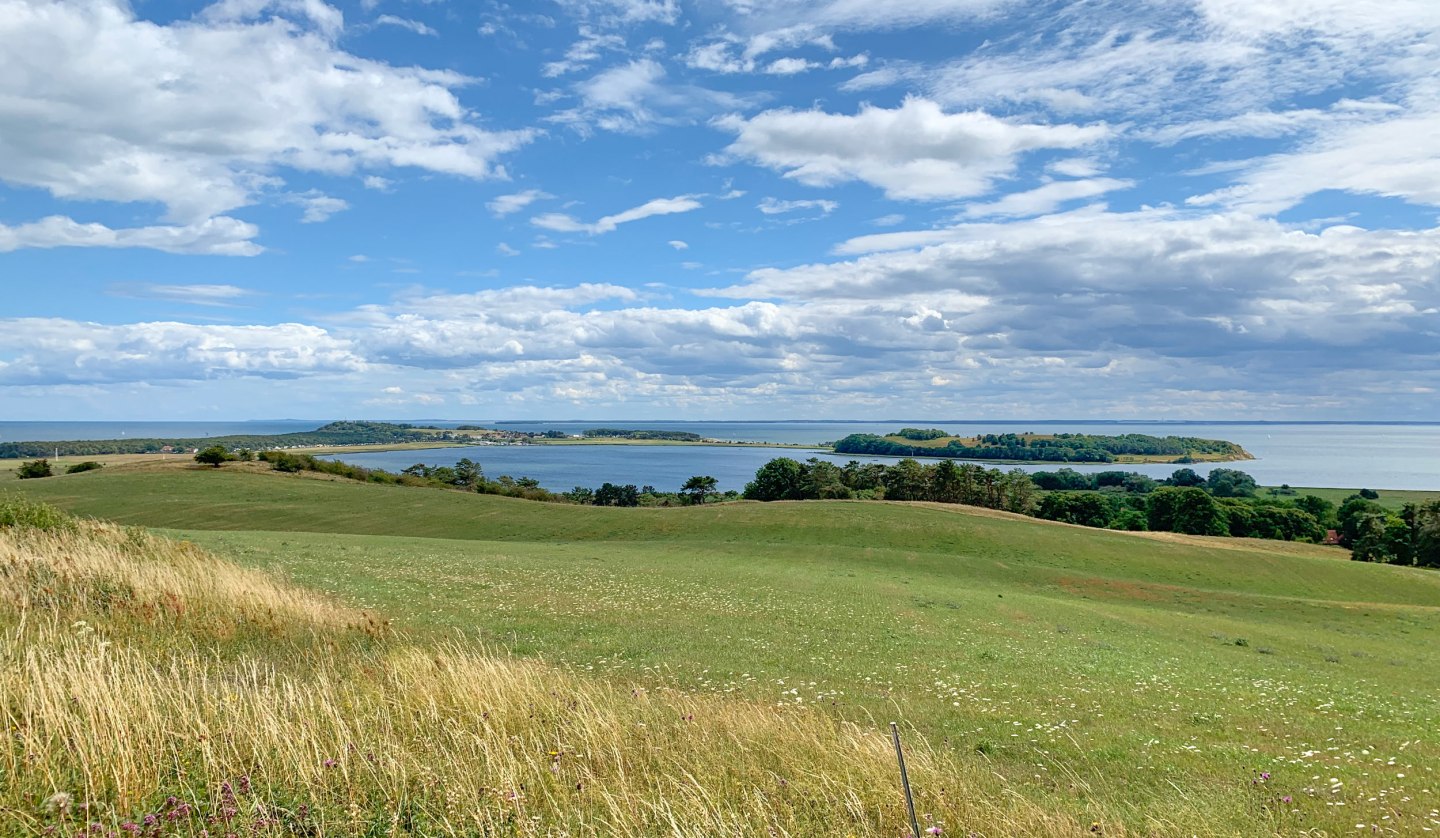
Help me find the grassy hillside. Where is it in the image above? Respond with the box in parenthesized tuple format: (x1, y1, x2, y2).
(4, 500, 1045, 837)
(10, 464, 1440, 835)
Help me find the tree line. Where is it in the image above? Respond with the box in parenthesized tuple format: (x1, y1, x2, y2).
(738, 456, 1440, 567)
(831, 431, 1248, 464)
(1336, 496, 1440, 567)
(742, 457, 1038, 513)
(1025, 466, 1328, 540)
(253, 451, 733, 507)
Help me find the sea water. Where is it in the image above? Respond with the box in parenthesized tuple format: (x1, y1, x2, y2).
(5, 420, 1437, 491)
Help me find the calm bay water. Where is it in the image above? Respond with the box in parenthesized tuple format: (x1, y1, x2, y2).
(4, 420, 1437, 491)
(339, 422, 1440, 492)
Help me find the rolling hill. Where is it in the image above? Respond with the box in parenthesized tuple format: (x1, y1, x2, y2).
(7, 462, 1440, 835)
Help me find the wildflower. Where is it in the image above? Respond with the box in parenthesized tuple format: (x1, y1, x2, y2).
(1282, 795, 1293, 804)
(43, 792, 73, 815)
(323, 758, 337, 769)
(926, 827, 943, 835)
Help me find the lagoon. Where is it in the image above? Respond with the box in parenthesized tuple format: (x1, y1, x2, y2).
(331, 421, 1440, 492)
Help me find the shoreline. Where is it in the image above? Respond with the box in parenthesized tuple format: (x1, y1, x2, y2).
(5, 451, 1437, 499)
(319, 438, 1255, 466)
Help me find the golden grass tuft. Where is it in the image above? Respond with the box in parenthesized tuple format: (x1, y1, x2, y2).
(0, 505, 1096, 837)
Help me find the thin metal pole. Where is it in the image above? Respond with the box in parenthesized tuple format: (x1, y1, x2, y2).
(890, 722, 922, 838)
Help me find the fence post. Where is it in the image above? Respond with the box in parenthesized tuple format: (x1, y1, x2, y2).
(890, 721, 922, 838)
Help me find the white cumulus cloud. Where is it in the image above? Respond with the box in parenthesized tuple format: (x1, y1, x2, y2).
(0, 0, 533, 236)
(718, 97, 1111, 200)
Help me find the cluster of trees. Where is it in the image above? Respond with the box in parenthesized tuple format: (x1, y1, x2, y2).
(1032, 433, 1245, 458)
(893, 428, 949, 440)
(564, 478, 733, 506)
(742, 457, 1037, 513)
(1035, 487, 1327, 540)
(1032, 467, 1331, 540)
(832, 431, 1248, 464)
(558, 475, 727, 506)
(1030, 466, 1259, 497)
(737, 458, 1383, 548)
(1337, 496, 1440, 567)
(15, 459, 106, 479)
(0, 421, 434, 460)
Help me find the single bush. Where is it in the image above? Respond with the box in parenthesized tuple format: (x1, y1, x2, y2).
(260, 451, 306, 473)
(194, 445, 234, 467)
(16, 459, 53, 479)
(65, 461, 104, 474)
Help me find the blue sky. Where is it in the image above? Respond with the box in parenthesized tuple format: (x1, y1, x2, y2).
(1, 0, 1437, 420)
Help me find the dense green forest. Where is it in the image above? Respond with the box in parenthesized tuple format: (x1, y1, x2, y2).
(0, 421, 433, 459)
(832, 431, 1249, 462)
(743, 456, 1037, 512)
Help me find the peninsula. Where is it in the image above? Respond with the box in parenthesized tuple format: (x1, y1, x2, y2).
(832, 428, 1253, 463)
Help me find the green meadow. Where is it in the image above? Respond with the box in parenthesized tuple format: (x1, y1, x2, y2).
(9, 462, 1440, 835)
(1282, 486, 1440, 512)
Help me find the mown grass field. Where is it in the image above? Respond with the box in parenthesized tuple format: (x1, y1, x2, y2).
(10, 463, 1440, 835)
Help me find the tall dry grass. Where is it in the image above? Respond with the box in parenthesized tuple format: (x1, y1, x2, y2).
(0, 501, 1093, 837)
